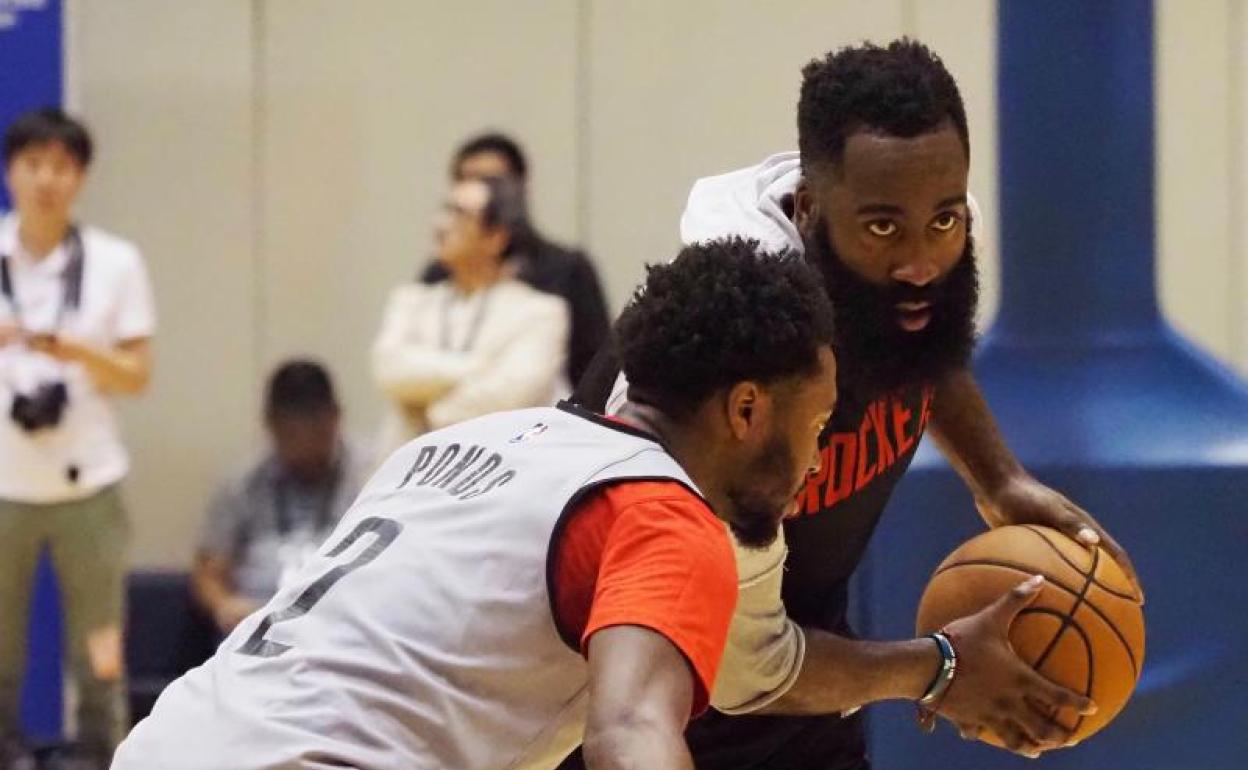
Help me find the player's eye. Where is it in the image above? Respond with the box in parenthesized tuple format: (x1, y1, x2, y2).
(931, 212, 961, 232)
(866, 220, 898, 238)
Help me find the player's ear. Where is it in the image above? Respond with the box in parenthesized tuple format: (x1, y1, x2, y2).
(725, 381, 768, 441)
(794, 177, 817, 234)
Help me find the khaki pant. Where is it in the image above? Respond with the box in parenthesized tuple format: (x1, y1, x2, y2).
(0, 486, 129, 755)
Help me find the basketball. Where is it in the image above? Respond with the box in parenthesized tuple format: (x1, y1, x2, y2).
(915, 525, 1145, 748)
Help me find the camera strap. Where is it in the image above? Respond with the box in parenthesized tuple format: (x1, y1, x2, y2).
(438, 283, 494, 352)
(273, 453, 345, 537)
(0, 224, 85, 334)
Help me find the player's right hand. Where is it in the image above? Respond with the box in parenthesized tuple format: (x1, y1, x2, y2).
(934, 575, 1097, 758)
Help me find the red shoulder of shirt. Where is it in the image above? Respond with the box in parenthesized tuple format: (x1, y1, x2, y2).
(551, 478, 738, 716)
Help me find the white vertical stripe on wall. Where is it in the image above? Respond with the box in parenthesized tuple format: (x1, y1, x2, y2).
(911, 0, 999, 333)
(1236, 0, 1248, 367)
(61, 0, 81, 112)
(1157, 0, 1237, 366)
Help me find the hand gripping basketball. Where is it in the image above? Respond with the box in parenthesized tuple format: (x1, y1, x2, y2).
(917, 525, 1146, 757)
(934, 575, 1097, 758)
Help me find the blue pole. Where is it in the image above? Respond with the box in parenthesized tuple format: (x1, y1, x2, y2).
(996, 0, 1157, 344)
(0, 0, 66, 742)
(0, 1, 63, 209)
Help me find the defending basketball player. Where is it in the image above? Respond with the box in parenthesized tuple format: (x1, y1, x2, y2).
(109, 238, 838, 770)
(566, 40, 1142, 768)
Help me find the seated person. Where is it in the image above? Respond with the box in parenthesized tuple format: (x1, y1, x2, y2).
(191, 360, 368, 634)
(372, 176, 568, 459)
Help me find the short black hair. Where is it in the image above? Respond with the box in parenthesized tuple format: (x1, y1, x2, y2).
(265, 359, 338, 419)
(616, 237, 836, 420)
(3, 107, 93, 168)
(797, 38, 968, 175)
(477, 176, 527, 233)
(452, 132, 527, 182)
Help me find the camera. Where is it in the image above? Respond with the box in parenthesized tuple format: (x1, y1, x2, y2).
(10, 381, 69, 432)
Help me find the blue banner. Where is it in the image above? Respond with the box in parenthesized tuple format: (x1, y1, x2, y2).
(0, 0, 66, 740)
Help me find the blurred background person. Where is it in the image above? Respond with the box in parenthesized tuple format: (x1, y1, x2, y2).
(191, 360, 367, 636)
(0, 108, 155, 768)
(422, 133, 609, 388)
(373, 176, 568, 459)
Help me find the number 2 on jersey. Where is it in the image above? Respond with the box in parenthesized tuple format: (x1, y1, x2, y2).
(239, 516, 404, 657)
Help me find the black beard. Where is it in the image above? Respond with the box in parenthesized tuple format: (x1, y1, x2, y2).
(724, 431, 793, 549)
(805, 220, 980, 399)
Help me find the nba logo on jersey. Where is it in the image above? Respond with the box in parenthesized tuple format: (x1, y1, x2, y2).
(510, 422, 549, 443)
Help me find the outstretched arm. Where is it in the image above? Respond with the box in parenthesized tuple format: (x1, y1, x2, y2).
(715, 534, 1089, 757)
(755, 579, 1093, 757)
(927, 367, 1142, 598)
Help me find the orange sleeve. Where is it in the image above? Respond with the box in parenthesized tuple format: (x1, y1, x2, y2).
(580, 489, 739, 716)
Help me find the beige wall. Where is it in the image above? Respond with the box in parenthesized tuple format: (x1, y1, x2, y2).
(60, 0, 1237, 566)
(257, 0, 581, 453)
(1156, 0, 1242, 362)
(70, 1, 260, 566)
(583, 0, 1000, 321)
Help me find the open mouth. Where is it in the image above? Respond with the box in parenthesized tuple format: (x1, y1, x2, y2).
(895, 301, 933, 332)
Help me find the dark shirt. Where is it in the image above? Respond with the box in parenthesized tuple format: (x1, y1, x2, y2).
(678, 383, 932, 770)
(421, 233, 610, 387)
(199, 443, 369, 604)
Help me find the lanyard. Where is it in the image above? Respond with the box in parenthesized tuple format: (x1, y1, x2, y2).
(438, 285, 493, 352)
(0, 225, 85, 334)
(273, 458, 344, 537)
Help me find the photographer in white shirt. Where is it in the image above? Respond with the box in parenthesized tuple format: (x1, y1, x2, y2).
(0, 108, 155, 768)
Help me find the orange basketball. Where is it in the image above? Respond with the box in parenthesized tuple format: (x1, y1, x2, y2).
(915, 525, 1145, 748)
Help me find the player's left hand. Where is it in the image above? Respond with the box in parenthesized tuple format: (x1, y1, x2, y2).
(975, 474, 1143, 603)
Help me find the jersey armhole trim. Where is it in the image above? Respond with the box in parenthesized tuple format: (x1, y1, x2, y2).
(556, 399, 659, 445)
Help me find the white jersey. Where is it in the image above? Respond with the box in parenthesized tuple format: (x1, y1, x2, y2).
(113, 404, 703, 770)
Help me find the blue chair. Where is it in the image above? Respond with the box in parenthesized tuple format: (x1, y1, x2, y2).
(124, 571, 218, 724)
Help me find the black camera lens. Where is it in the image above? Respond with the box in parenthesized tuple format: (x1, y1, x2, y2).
(9, 381, 69, 433)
